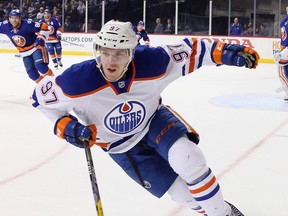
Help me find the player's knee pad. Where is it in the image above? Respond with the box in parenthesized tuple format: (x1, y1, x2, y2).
(167, 176, 199, 208)
(168, 135, 208, 183)
(279, 66, 288, 95)
(27, 68, 41, 81)
(283, 65, 288, 79)
(48, 49, 55, 56)
(56, 46, 62, 53)
(35, 63, 50, 75)
(45, 43, 54, 51)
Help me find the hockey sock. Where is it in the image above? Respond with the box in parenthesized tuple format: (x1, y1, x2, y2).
(187, 168, 230, 216)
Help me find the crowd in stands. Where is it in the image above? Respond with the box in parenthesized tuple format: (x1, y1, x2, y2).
(0, 1, 63, 22)
(0, 0, 121, 32)
(0, 1, 273, 36)
(230, 17, 270, 37)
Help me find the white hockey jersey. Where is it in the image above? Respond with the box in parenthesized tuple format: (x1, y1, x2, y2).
(32, 38, 217, 153)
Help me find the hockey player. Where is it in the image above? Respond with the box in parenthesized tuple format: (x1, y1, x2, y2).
(0, 9, 53, 83)
(31, 20, 260, 215)
(39, 9, 63, 69)
(133, 20, 150, 46)
(273, 7, 288, 101)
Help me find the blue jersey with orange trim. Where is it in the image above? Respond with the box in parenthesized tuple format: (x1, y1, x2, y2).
(39, 17, 62, 43)
(0, 18, 49, 55)
(31, 38, 216, 153)
(280, 16, 288, 49)
(133, 26, 150, 45)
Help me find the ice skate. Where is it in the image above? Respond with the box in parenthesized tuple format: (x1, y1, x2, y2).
(58, 60, 63, 67)
(226, 201, 244, 216)
(284, 94, 288, 102)
(54, 63, 58, 69)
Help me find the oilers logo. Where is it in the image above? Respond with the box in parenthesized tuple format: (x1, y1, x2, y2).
(12, 35, 26, 47)
(104, 101, 146, 134)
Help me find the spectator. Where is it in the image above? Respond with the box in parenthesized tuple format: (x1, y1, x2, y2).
(36, 7, 44, 21)
(27, 2, 37, 19)
(6, 2, 15, 13)
(52, 7, 60, 20)
(164, 18, 175, 34)
(243, 22, 253, 36)
(258, 23, 269, 36)
(41, 1, 47, 6)
(64, 15, 72, 32)
(77, 0, 85, 30)
(154, 17, 164, 34)
(34, 0, 41, 8)
(67, 4, 80, 32)
(0, 3, 5, 22)
(230, 17, 243, 36)
(77, 0, 85, 16)
(52, 5, 59, 15)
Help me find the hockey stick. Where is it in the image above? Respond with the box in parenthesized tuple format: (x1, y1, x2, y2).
(61, 38, 85, 47)
(84, 145, 104, 216)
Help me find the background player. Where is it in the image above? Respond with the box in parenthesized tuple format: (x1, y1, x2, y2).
(133, 20, 150, 46)
(273, 7, 288, 101)
(39, 9, 63, 69)
(0, 9, 53, 83)
(31, 20, 259, 215)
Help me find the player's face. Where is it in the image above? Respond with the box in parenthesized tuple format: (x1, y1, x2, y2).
(137, 25, 143, 31)
(100, 47, 130, 82)
(44, 13, 51, 20)
(9, 16, 21, 28)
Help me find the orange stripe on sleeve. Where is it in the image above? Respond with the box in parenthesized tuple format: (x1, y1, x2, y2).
(58, 27, 63, 33)
(212, 41, 226, 65)
(95, 142, 109, 148)
(17, 44, 34, 52)
(188, 38, 198, 73)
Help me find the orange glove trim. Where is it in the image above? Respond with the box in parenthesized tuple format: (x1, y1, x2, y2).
(87, 124, 97, 147)
(55, 117, 73, 139)
(212, 41, 226, 65)
(243, 47, 260, 68)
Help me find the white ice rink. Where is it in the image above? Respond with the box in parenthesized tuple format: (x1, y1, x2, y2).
(0, 52, 287, 216)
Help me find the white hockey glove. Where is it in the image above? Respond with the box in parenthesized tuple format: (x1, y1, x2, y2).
(274, 48, 288, 66)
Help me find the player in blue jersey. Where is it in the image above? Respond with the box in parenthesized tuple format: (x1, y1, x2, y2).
(32, 20, 259, 215)
(274, 8, 288, 101)
(133, 20, 150, 46)
(39, 9, 63, 69)
(0, 9, 53, 83)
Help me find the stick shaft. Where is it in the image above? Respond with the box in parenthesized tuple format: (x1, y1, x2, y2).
(61, 38, 84, 47)
(84, 147, 104, 216)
